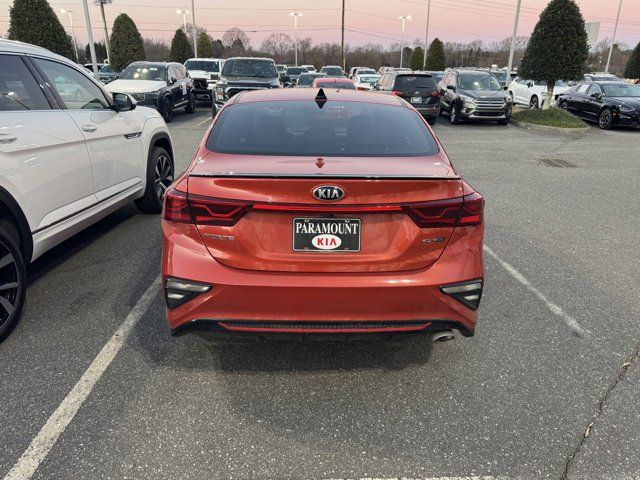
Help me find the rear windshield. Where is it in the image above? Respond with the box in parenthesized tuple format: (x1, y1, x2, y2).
(317, 81, 355, 90)
(222, 60, 276, 78)
(321, 67, 343, 76)
(297, 74, 326, 86)
(394, 75, 437, 91)
(287, 67, 307, 75)
(207, 101, 438, 157)
(185, 60, 219, 73)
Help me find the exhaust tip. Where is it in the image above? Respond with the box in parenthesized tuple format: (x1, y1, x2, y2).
(432, 330, 455, 343)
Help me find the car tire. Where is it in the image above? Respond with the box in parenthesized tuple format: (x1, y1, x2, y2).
(211, 102, 217, 118)
(497, 118, 510, 125)
(0, 220, 27, 343)
(530, 96, 539, 109)
(135, 146, 175, 214)
(598, 108, 614, 130)
(449, 106, 460, 125)
(427, 116, 437, 125)
(185, 92, 196, 114)
(161, 96, 173, 123)
(559, 100, 569, 110)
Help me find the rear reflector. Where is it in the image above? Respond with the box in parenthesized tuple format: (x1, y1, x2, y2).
(441, 280, 483, 310)
(165, 277, 211, 309)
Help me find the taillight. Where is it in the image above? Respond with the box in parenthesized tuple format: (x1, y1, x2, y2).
(405, 192, 484, 228)
(189, 195, 249, 226)
(430, 91, 441, 98)
(357, 86, 368, 91)
(162, 189, 249, 226)
(391, 90, 403, 96)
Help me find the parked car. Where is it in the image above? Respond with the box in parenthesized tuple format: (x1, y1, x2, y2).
(162, 88, 484, 341)
(508, 78, 570, 109)
(375, 71, 440, 124)
(105, 61, 196, 123)
(283, 66, 308, 86)
(312, 77, 356, 89)
(353, 73, 381, 91)
(0, 39, 174, 341)
(584, 73, 624, 82)
(213, 57, 281, 115)
(276, 64, 288, 76)
(489, 69, 510, 88)
(97, 65, 120, 84)
(556, 81, 640, 129)
(184, 58, 224, 103)
(439, 69, 512, 125)
(296, 72, 327, 88)
(378, 67, 411, 76)
(301, 64, 316, 73)
(424, 70, 444, 84)
(320, 65, 345, 77)
(349, 67, 376, 78)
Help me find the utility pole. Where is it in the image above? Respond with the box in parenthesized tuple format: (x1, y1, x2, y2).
(399, 15, 411, 69)
(605, 0, 623, 74)
(81, 0, 99, 78)
(61, 9, 79, 63)
(290, 12, 302, 66)
(507, 0, 522, 75)
(341, 0, 345, 71)
(191, 0, 198, 57)
(93, 0, 112, 63)
(423, 0, 431, 69)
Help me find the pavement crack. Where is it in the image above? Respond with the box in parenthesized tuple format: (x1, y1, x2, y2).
(560, 340, 640, 479)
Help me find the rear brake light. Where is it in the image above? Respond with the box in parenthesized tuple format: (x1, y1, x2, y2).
(430, 91, 441, 98)
(405, 191, 484, 228)
(162, 188, 250, 226)
(391, 90, 403, 96)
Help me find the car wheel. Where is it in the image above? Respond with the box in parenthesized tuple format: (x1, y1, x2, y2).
(161, 96, 173, 123)
(427, 116, 437, 125)
(530, 96, 539, 109)
(449, 106, 460, 125)
(185, 92, 196, 114)
(0, 220, 27, 342)
(598, 108, 614, 130)
(559, 100, 568, 110)
(497, 118, 510, 125)
(135, 146, 175, 214)
(211, 102, 217, 118)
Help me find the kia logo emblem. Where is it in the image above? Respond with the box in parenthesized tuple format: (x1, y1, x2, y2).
(312, 185, 345, 201)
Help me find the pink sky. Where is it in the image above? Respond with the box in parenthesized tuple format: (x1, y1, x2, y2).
(1, 0, 639, 49)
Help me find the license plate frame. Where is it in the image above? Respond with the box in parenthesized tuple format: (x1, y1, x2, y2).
(292, 218, 361, 253)
(411, 96, 423, 104)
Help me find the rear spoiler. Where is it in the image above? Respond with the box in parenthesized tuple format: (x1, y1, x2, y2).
(189, 173, 460, 180)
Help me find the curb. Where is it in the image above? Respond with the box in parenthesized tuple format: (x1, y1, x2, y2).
(510, 119, 590, 136)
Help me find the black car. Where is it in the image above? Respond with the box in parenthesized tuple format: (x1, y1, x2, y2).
(295, 72, 327, 88)
(438, 69, 512, 125)
(375, 71, 441, 124)
(319, 65, 345, 77)
(213, 57, 280, 114)
(284, 66, 309, 86)
(106, 62, 196, 123)
(557, 81, 640, 129)
(98, 65, 120, 84)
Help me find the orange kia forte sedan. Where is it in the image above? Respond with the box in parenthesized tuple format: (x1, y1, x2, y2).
(162, 88, 484, 340)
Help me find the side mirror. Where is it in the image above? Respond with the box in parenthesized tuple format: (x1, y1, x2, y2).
(503, 85, 508, 90)
(111, 92, 136, 112)
(170, 77, 177, 85)
(373, 83, 380, 90)
(591, 92, 602, 100)
(526, 81, 534, 88)
(446, 85, 456, 91)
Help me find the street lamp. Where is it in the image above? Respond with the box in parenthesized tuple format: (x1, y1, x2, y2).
(60, 9, 79, 63)
(176, 8, 190, 32)
(177, 7, 197, 57)
(423, 0, 431, 69)
(290, 11, 303, 67)
(507, 0, 522, 76)
(399, 15, 411, 69)
(93, 0, 112, 64)
(605, 0, 623, 74)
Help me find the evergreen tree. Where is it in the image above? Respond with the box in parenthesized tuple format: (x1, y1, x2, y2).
(7, 0, 75, 60)
(409, 46, 424, 71)
(425, 38, 445, 70)
(170, 29, 194, 64)
(110, 14, 145, 71)
(197, 32, 214, 58)
(212, 39, 225, 58)
(624, 42, 640, 81)
(85, 42, 108, 63)
(518, 0, 588, 109)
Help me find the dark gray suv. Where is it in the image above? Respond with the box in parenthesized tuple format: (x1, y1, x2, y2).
(438, 69, 512, 125)
(213, 57, 280, 115)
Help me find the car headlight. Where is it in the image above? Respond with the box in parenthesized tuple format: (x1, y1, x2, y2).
(459, 95, 476, 105)
(145, 90, 162, 99)
(619, 104, 635, 113)
(505, 96, 513, 103)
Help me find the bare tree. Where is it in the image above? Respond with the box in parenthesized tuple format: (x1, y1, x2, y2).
(222, 27, 250, 50)
(261, 33, 293, 63)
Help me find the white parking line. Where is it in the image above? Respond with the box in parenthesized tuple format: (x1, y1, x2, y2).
(324, 476, 515, 480)
(3, 276, 161, 480)
(195, 116, 213, 127)
(483, 245, 589, 337)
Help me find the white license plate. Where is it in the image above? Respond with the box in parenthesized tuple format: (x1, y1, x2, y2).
(411, 96, 422, 104)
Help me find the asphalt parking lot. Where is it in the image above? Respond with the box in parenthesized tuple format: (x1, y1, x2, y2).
(1, 107, 639, 480)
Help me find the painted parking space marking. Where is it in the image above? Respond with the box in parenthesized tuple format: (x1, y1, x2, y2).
(324, 476, 517, 480)
(3, 276, 161, 480)
(483, 245, 589, 337)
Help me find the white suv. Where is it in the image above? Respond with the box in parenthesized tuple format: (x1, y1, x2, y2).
(0, 40, 175, 340)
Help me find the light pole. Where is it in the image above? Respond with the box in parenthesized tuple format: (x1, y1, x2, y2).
(423, 0, 431, 69)
(290, 11, 302, 67)
(60, 9, 79, 63)
(81, 0, 99, 78)
(507, 0, 522, 75)
(191, 0, 198, 57)
(399, 15, 411, 69)
(176, 9, 189, 32)
(605, 0, 623, 74)
(93, 0, 111, 63)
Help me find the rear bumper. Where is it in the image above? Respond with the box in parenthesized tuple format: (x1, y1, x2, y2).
(162, 222, 484, 336)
